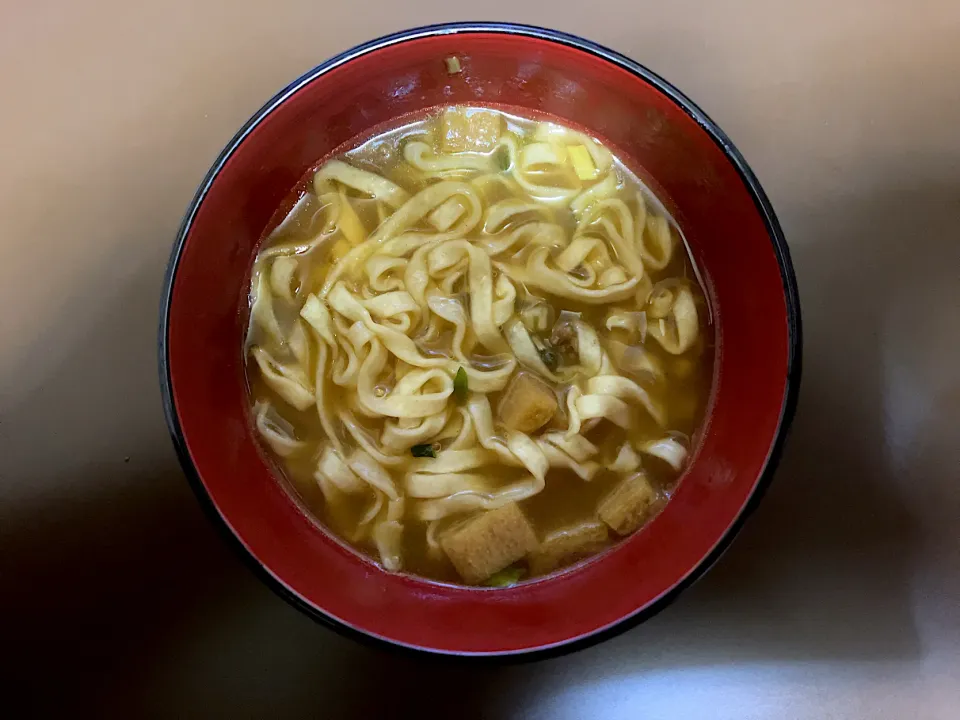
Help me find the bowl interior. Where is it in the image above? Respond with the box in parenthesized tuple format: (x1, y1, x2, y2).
(164, 26, 795, 655)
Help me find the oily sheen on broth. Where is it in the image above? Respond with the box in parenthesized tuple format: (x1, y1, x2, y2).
(245, 106, 712, 586)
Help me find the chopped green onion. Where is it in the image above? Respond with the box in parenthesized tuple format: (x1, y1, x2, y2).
(454, 366, 468, 404)
(484, 565, 526, 588)
(411, 443, 437, 458)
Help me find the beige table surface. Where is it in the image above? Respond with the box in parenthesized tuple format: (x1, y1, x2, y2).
(2, 1, 958, 717)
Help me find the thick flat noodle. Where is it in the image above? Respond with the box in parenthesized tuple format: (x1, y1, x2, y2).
(474, 222, 566, 257)
(338, 410, 406, 467)
(438, 267, 466, 295)
(256, 195, 340, 261)
(299, 294, 336, 345)
(352, 490, 385, 541)
(270, 256, 298, 302)
(406, 400, 552, 520)
(465, 396, 508, 452)
(428, 196, 467, 232)
(254, 401, 307, 457)
(249, 268, 283, 346)
(408, 448, 499, 475)
(576, 323, 604, 377)
(461, 359, 516, 394)
(416, 484, 539, 521)
(363, 291, 419, 320)
(610, 443, 641, 473)
(271, 192, 317, 236)
(429, 240, 508, 354)
(647, 285, 699, 354)
(555, 236, 613, 274)
(605, 309, 647, 338)
(403, 236, 448, 309)
(321, 181, 482, 295)
(483, 199, 553, 233)
(414, 450, 546, 520)
(567, 263, 598, 288)
(575, 393, 632, 429)
(492, 275, 516, 327)
(406, 472, 495, 499)
(331, 333, 360, 388)
(251, 346, 313, 411)
(520, 299, 551, 333)
(633, 191, 674, 270)
(287, 318, 311, 370)
(640, 437, 689, 470)
(499, 133, 580, 202)
(316, 445, 365, 495)
(464, 395, 528, 468)
(314, 159, 410, 208)
(647, 282, 676, 318)
(564, 386, 583, 438)
(541, 432, 597, 463)
(335, 187, 368, 247)
(427, 294, 469, 359)
(587, 375, 667, 426)
(373, 496, 405, 571)
(520, 141, 568, 167)
(580, 199, 646, 280)
(357, 341, 453, 418)
(327, 282, 516, 394)
(348, 449, 400, 500)
(373, 519, 403, 571)
(438, 407, 479, 451)
(328, 283, 447, 369)
(300, 296, 345, 442)
(635, 273, 655, 307)
(532, 122, 613, 175)
(570, 172, 618, 214)
(599, 267, 627, 287)
(381, 409, 450, 451)
(538, 441, 600, 480)
(311, 342, 344, 452)
(381, 232, 446, 260)
(403, 141, 495, 176)
(365, 255, 407, 292)
(495, 247, 638, 304)
(506, 431, 548, 484)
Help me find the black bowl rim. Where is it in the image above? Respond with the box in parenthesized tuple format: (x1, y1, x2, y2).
(158, 21, 802, 662)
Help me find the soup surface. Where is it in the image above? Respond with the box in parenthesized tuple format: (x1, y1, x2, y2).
(245, 106, 712, 586)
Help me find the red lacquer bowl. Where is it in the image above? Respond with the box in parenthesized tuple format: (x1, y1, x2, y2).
(159, 23, 801, 657)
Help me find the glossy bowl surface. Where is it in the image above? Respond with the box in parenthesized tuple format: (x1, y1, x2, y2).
(160, 22, 801, 657)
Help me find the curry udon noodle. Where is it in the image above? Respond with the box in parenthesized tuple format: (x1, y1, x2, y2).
(245, 106, 713, 587)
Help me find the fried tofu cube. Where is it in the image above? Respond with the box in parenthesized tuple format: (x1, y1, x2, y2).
(465, 110, 502, 152)
(440, 108, 502, 153)
(597, 472, 657, 536)
(528, 521, 610, 575)
(440, 109, 470, 153)
(441, 502, 539, 584)
(497, 371, 558, 434)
